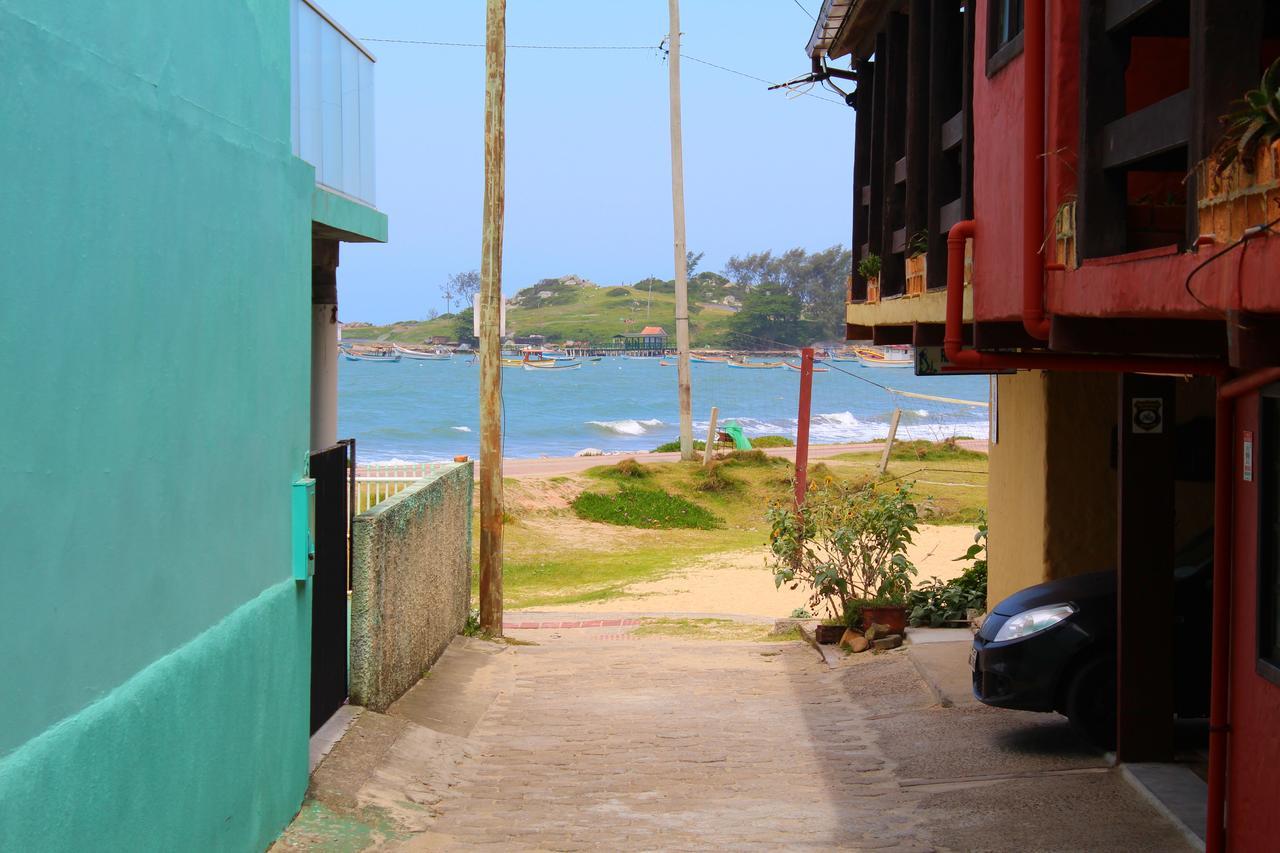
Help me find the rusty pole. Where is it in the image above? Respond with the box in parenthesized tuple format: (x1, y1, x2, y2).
(667, 0, 694, 460)
(478, 0, 506, 636)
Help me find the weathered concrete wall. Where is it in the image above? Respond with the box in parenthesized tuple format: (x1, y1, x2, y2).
(351, 462, 473, 711)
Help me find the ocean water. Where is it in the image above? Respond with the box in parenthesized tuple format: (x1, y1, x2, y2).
(338, 356, 992, 462)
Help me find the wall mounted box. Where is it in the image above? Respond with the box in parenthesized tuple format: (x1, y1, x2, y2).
(292, 478, 316, 580)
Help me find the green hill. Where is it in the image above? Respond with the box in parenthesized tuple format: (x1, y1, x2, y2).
(342, 274, 747, 347)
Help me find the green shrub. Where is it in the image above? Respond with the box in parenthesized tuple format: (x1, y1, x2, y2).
(889, 438, 985, 462)
(695, 462, 737, 492)
(722, 449, 770, 467)
(751, 435, 795, 448)
(607, 459, 649, 478)
(653, 439, 707, 453)
(908, 513, 988, 626)
(606, 286, 631, 297)
(572, 487, 722, 529)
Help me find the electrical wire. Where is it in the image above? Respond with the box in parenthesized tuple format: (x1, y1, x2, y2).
(364, 35, 845, 106)
(790, 0, 817, 22)
(1184, 214, 1280, 318)
(361, 38, 655, 50)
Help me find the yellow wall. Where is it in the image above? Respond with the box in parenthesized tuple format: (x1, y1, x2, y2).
(988, 372, 1050, 606)
(1044, 372, 1119, 581)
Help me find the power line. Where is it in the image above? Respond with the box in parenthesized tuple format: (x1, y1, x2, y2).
(364, 36, 844, 106)
(361, 37, 655, 50)
(680, 52, 843, 105)
(790, 0, 817, 22)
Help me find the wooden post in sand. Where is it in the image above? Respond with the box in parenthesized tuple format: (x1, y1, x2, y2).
(668, 0, 694, 460)
(878, 408, 903, 475)
(703, 406, 719, 467)
(478, 0, 506, 636)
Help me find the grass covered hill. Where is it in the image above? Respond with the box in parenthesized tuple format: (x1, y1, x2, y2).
(342, 274, 748, 348)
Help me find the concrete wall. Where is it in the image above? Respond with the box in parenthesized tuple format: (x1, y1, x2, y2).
(0, 1, 313, 848)
(351, 463, 473, 711)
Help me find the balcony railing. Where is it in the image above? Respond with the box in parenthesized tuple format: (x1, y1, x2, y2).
(291, 0, 376, 206)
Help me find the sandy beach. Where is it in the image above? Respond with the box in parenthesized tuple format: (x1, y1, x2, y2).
(510, 524, 980, 619)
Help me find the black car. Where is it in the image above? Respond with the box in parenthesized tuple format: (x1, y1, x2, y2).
(970, 532, 1213, 747)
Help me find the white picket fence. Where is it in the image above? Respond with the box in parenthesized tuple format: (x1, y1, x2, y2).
(353, 461, 452, 513)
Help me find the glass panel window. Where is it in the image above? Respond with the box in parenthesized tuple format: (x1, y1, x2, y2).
(989, 0, 1024, 55)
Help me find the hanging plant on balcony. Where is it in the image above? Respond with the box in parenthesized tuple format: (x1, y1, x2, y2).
(1212, 58, 1280, 175)
(856, 254, 882, 280)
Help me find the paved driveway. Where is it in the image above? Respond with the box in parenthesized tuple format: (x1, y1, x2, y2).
(276, 624, 1194, 852)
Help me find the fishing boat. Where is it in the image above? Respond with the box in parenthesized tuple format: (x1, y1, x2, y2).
(726, 360, 784, 370)
(343, 349, 401, 363)
(523, 360, 581, 371)
(393, 345, 451, 360)
(588, 356, 603, 362)
(784, 361, 829, 373)
(690, 353, 727, 363)
(501, 358, 555, 368)
(659, 361, 672, 366)
(855, 346, 914, 368)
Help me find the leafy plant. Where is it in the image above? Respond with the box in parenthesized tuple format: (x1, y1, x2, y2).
(907, 230, 929, 258)
(790, 607, 812, 619)
(767, 481, 920, 622)
(750, 435, 795, 448)
(856, 253, 882, 280)
(653, 439, 707, 453)
(1213, 58, 1280, 174)
(462, 609, 483, 637)
(907, 512, 988, 627)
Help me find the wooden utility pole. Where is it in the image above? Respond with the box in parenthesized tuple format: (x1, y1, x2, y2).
(478, 0, 506, 636)
(794, 348, 815, 507)
(667, 0, 694, 460)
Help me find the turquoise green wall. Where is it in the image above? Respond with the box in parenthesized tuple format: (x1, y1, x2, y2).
(0, 0, 316, 847)
(313, 186, 390, 243)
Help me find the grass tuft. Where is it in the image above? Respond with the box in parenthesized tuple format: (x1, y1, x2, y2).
(571, 486, 723, 529)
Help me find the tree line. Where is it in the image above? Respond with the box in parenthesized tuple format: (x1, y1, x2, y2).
(433, 244, 851, 347)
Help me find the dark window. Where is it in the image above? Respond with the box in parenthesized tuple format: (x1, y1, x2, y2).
(986, 0, 1024, 76)
(1259, 391, 1280, 684)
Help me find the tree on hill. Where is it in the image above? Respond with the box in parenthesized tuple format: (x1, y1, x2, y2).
(686, 250, 705, 276)
(723, 246, 850, 339)
(441, 269, 480, 315)
(726, 282, 813, 347)
(452, 307, 477, 346)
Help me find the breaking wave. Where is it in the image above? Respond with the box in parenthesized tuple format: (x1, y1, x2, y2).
(586, 418, 665, 436)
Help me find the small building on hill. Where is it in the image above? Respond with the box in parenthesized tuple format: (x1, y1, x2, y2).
(614, 326, 669, 356)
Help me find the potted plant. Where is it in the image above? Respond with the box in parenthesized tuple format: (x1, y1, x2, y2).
(905, 231, 927, 296)
(1198, 58, 1280, 244)
(767, 479, 919, 642)
(857, 254, 882, 303)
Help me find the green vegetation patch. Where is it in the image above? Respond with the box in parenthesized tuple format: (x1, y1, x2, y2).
(889, 438, 985, 462)
(750, 435, 795, 448)
(653, 439, 707, 453)
(571, 486, 722, 529)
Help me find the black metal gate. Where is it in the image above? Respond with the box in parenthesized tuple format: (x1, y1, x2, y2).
(309, 439, 353, 733)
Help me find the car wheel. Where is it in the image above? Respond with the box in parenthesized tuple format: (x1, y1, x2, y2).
(1065, 655, 1117, 750)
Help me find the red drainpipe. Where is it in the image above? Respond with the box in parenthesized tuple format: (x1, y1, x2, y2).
(1023, 0, 1051, 341)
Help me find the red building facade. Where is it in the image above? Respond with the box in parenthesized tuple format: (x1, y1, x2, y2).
(808, 1, 1280, 848)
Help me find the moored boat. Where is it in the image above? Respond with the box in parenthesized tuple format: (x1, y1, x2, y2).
(523, 360, 581, 371)
(726, 360, 784, 369)
(784, 361, 829, 372)
(690, 353, 727, 363)
(343, 349, 401, 363)
(854, 346, 914, 368)
(393, 345, 451, 360)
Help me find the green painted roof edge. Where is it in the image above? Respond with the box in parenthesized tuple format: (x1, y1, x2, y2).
(311, 184, 388, 244)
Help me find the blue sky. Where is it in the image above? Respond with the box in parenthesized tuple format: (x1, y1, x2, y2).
(320, 0, 853, 324)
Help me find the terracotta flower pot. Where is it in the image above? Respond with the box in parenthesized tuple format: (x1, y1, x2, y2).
(861, 605, 908, 636)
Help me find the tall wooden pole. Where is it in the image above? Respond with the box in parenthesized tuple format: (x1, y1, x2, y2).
(667, 0, 694, 460)
(479, 0, 506, 636)
(794, 347, 814, 508)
